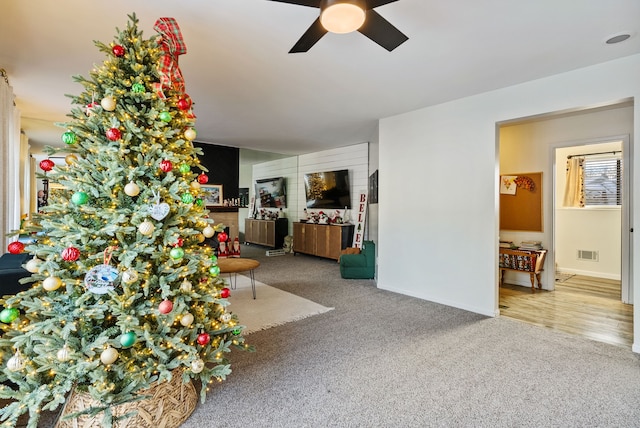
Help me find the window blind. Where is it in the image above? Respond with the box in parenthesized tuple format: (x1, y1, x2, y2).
(583, 156, 621, 206)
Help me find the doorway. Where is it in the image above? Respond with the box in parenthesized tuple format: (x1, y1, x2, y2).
(497, 101, 634, 347)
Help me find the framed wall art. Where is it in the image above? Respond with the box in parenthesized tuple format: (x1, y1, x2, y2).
(202, 184, 223, 206)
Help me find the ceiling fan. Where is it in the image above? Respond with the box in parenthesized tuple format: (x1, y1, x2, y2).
(269, 0, 408, 53)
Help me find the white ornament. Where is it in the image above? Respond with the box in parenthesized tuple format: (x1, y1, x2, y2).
(43, 276, 62, 291)
(101, 96, 116, 111)
(184, 128, 196, 141)
(191, 358, 205, 374)
(221, 313, 232, 323)
(84, 264, 118, 294)
(180, 279, 193, 292)
(180, 313, 194, 327)
(138, 220, 155, 236)
(100, 347, 119, 365)
(202, 226, 215, 238)
(148, 202, 170, 221)
(122, 269, 139, 284)
(7, 350, 25, 371)
(25, 258, 42, 273)
(57, 344, 72, 362)
(124, 181, 140, 197)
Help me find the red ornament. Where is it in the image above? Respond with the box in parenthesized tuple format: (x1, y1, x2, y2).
(177, 98, 191, 111)
(7, 242, 24, 255)
(174, 237, 184, 247)
(160, 159, 173, 172)
(158, 299, 173, 314)
(220, 287, 231, 298)
(61, 246, 80, 262)
(106, 128, 121, 141)
(217, 232, 228, 243)
(197, 173, 209, 184)
(39, 159, 55, 172)
(196, 332, 211, 346)
(112, 45, 125, 57)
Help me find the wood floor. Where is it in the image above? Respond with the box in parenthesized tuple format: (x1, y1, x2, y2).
(499, 274, 633, 348)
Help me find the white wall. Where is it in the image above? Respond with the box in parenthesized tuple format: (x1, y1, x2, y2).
(378, 52, 640, 354)
(499, 107, 632, 284)
(248, 143, 369, 239)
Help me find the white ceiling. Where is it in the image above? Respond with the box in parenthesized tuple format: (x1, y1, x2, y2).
(1, 0, 639, 155)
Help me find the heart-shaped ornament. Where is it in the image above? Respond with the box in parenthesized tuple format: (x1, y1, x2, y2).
(149, 202, 170, 221)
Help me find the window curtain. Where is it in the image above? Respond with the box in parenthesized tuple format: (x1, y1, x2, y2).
(563, 157, 585, 207)
(0, 69, 22, 250)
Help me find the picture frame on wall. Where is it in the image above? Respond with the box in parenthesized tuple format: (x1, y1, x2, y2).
(202, 184, 223, 206)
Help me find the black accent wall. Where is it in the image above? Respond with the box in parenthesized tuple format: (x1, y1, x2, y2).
(194, 142, 239, 202)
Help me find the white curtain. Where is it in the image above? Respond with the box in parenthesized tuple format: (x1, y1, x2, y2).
(0, 70, 22, 250)
(563, 157, 585, 208)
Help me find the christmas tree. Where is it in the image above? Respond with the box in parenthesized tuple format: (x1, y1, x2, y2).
(0, 14, 250, 427)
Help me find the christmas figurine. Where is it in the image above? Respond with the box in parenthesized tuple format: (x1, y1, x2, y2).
(217, 240, 229, 258)
(230, 237, 241, 258)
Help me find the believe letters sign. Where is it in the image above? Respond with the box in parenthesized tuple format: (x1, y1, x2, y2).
(352, 192, 367, 248)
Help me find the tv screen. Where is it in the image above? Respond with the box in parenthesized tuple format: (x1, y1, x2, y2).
(255, 177, 286, 208)
(304, 169, 351, 209)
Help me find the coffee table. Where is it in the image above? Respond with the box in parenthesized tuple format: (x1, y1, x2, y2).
(216, 258, 260, 299)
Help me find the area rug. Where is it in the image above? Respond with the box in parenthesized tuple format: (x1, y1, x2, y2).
(224, 275, 334, 334)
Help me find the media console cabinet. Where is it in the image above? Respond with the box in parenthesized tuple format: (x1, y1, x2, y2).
(499, 247, 547, 290)
(293, 222, 354, 261)
(244, 218, 288, 249)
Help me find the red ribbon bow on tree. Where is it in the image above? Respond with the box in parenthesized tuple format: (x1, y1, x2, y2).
(153, 17, 195, 117)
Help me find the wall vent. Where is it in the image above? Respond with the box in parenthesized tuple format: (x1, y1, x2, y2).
(577, 250, 599, 261)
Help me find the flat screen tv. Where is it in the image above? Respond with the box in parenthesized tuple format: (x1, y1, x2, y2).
(304, 169, 351, 209)
(255, 177, 286, 208)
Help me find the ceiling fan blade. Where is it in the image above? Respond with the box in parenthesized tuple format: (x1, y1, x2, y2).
(366, 0, 399, 8)
(268, 0, 321, 7)
(358, 9, 408, 51)
(289, 18, 328, 53)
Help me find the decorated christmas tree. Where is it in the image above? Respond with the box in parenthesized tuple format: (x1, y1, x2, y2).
(0, 14, 250, 427)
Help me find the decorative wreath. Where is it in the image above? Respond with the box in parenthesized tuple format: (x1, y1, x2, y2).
(514, 176, 535, 191)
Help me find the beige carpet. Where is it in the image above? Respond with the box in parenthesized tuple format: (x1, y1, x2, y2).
(224, 274, 334, 334)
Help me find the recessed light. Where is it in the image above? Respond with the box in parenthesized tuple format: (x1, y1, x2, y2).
(605, 33, 631, 44)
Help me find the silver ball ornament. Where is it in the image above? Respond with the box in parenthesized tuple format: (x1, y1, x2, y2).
(138, 220, 155, 236)
(191, 358, 205, 374)
(203, 226, 215, 238)
(124, 181, 140, 197)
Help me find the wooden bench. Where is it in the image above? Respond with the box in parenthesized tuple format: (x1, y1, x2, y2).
(499, 248, 547, 290)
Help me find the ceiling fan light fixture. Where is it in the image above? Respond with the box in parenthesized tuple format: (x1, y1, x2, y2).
(320, 0, 366, 34)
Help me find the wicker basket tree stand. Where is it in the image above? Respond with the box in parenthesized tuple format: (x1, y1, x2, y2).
(54, 369, 198, 428)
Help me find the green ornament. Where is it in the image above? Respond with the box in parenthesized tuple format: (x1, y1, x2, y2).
(131, 83, 145, 93)
(71, 191, 89, 205)
(210, 254, 218, 263)
(62, 131, 77, 145)
(195, 198, 203, 207)
(178, 163, 191, 174)
(181, 192, 194, 204)
(0, 308, 19, 324)
(159, 111, 172, 122)
(170, 247, 185, 260)
(232, 328, 242, 336)
(209, 265, 220, 276)
(119, 331, 137, 348)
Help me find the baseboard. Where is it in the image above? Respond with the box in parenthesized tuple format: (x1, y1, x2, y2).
(556, 267, 621, 281)
(632, 343, 640, 354)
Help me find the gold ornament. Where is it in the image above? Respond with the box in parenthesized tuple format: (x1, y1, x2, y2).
(124, 181, 140, 197)
(65, 154, 78, 165)
(184, 128, 197, 141)
(191, 358, 205, 374)
(100, 347, 119, 365)
(203, 225, 215, 238)
(101, 96, 116, 111)
(43, 276, 62, 291)
(138, 220, 155, 236)
(25, 257, 42, 273)
(7, 350, 25, 371)
(180, 279, 193, 292)
(190, 181, 201, 191)
(180, 312, 194, 327)
(122, 269, 139, 284)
